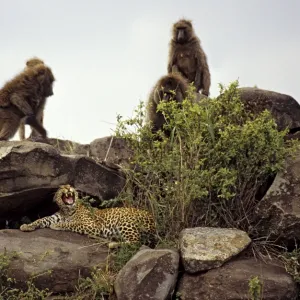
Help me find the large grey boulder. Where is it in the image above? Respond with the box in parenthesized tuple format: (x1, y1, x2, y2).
(0, 141, 125, 223)
(0, 229, 108, 294)
(239, 87, 300, 132)
(47, 138, 90, 156)
(179, 227, 251, 273)
(255, 149, 300, 243)
(90, 136, 133, 166)
(114, 248, 179, 300)
(177, 258, 297, 300)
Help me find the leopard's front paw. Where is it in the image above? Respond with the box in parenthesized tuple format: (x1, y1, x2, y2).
(20, 224, 35, 232)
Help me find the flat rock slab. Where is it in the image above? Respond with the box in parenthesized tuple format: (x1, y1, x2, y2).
(0, 229, 108, 293)
(179, 227, 251, 273)
(177, 258, 297, 300)
(114, 248, 179, 300)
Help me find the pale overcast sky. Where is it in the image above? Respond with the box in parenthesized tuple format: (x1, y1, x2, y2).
(1, 0, 299, 144)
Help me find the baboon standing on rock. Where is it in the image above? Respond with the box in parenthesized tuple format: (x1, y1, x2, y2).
(0, 61, 55, 141)
(168, 19, 211, 96)
(146, 73, 189, 134)
(19, 57, 49, 140)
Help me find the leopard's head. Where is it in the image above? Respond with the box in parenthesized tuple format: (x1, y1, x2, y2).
(54, 184, 78, 214)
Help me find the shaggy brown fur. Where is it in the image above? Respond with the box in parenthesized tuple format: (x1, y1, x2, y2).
(26, 57, 44, 68)
(146, 73, 189, 134)
(0, 60, 55, 141)
(168, 19, 211, 96)
(19, 57, 48, 140)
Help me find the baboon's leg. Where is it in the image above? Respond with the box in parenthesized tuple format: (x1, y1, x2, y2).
(19, 120, 26, 140)
(19, 99, 46, 140)
(10, 94, 47, 138)
(0, 109, 21, 141)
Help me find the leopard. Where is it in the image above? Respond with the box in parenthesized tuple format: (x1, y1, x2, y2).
(20, 184, 157, 249)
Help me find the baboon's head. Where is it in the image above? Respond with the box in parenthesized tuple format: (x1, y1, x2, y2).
(34, 64, 55, 97)
(172, 19, 194, 44)
(42, 67, 55, 97)
(155, 74, 188, 104)
(26, 57, 45, 68)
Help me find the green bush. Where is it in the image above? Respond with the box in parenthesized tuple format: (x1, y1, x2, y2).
(115, 81, 297, 240)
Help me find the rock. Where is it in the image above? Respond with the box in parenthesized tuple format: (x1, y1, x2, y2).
(90, 136, 132, 166)
(0, 141, 125, 224)
(0, 229, 108, 294)
(195, 93, 208, 102)
(47, 138, 90, 156)
(254, 149, 300, 244)
(114, 248, 179, 300)
(177, 258, 297, 300)
(239, 87, 300, 132)
(179, 227, 251, 273)
(285, 130, 300, 141)
(48, 136, 132, 166)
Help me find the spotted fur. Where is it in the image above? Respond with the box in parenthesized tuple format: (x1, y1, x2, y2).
(20, 185, 157, 248)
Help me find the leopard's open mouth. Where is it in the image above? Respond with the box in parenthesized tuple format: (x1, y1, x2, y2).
(62, 191, 75, 205)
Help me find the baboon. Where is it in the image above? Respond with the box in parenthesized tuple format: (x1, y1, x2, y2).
(146, 73, 189, 134)
(0, 61, 55, 141)
(19, 57, 48, 140)
(168, 19, 211, 96)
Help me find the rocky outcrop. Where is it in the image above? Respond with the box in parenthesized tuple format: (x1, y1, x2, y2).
(239, 87, 300, 132)
(0, 229, 108, 294)
(0, 141, 125, 224)
(177, 258, 297, 300)
(1, 112, 299, 298)
(114, 248, 179, 300)
(47, 136, 133, 166)
(47, 138, 90, 156)
(90, 136, 132, 166)
(255, 149, 300, 244)
(179, 227, 251, 273)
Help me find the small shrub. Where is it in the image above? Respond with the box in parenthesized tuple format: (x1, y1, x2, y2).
(72, 243, 140, 299)
(279, 247, 300, 283)
(110, 243, 141, 273)
(115, 80, 298, 240)
(74, 267, 115, 300)
(248, 276, 263, 300)
(0, 249, 50, 300)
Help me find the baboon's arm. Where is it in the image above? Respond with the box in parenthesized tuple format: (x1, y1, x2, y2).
(30, 98, 46, 138)
(176, 90, 184, 102)
(171, 65, 180, 73)
(195, 49, 211, 96)
(35, 98, 46, 122)
(194, 63, 202, 93)
(10, 93, 34, 116)
(167, 49, 177, 73)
